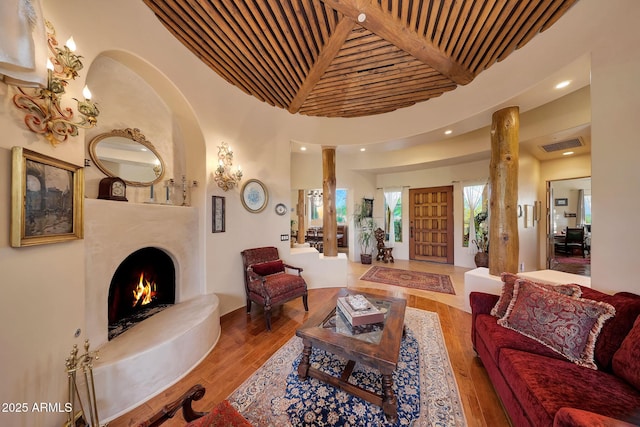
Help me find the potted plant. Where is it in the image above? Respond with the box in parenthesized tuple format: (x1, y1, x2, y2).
(358, 217, 376, 264)
(354, 201, 376, 264)
(473, 211, 489, 267)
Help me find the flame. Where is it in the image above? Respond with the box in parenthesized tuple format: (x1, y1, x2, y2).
(132, 272, 156, 307)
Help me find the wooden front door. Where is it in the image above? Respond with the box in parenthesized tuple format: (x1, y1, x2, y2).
(409, 186, 454, 263)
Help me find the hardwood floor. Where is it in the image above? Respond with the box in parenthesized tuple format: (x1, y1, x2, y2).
(108, 260, 509, 427)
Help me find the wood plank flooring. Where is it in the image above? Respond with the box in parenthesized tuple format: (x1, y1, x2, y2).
(109, 260, 510, 427)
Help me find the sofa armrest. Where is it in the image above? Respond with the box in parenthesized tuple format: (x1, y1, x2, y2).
(469, 292, 500, 352)
(554, 407, 639, 427)
(470, 291, 499, 315)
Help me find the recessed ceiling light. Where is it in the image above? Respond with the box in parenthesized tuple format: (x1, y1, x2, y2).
(444, 129, 453, 135)
(555, 80, 571, 89)
(562, 151, 574, 156)
(300, 146, 307, 151)
(360, 148, 366, 152)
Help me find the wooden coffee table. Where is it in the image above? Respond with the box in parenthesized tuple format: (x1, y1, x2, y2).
(295, 288, 407, 422)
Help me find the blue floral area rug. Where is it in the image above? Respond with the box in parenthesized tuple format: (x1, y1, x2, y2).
(227, 308, 467, 426)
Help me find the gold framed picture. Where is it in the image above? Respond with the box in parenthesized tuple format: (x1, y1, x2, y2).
(240, 179, 268, 213)
(11, 147, 84, 247)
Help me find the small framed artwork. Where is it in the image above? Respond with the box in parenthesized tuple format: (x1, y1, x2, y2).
(241, 179, 268, 213)
(11, 146, 84, 247)
(363, 198, 373, 218)
(212, 196, 225, 233)
(555, 198, 568, 206)
(524, 204, 534, 228)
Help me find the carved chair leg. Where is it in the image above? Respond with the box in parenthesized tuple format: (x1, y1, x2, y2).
(246, 298, 252, 313)
(265, 306, 272, 330)
(302, 294, 309, 311)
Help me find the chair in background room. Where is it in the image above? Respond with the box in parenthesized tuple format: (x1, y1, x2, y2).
(241, 246, 308, 330)
(562, 227, 586, 257)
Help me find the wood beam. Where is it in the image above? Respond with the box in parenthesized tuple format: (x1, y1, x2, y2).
(289, 17, 356, 113)
(297, 189, 306, 244)
(489, 106, 520, 275)
(319, 0, 474, 85)
(322, 146, 338, 257)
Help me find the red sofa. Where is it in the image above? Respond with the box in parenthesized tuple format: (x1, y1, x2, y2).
(470, 280, 640, 427)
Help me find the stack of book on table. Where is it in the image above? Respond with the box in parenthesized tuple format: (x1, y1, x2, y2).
(336, 294, 384, 327)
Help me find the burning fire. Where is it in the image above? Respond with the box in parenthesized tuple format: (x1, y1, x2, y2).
(132, 272, 157, 307)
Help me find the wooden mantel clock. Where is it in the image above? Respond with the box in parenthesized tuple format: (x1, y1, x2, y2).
(98, 177, 128, 201)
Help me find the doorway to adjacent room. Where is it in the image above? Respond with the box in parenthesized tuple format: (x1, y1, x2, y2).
(547, 177, 591, 276)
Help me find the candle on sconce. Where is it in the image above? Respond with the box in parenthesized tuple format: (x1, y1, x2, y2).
(46, 59, 54, 87)
(150, 184, 154, 200)
(82, 85, 92, 101)
(66, 37, 76, 52)
(166, 185, 170, 202)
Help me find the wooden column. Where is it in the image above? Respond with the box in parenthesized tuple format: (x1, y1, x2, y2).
(322, 146, 338, 257)
(489, 106, 520, 275)
(297, 189, 305, 244)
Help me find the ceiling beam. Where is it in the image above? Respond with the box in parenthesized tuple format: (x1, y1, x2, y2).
(288, 16, 356, 114)
(319, 0, 474, 85)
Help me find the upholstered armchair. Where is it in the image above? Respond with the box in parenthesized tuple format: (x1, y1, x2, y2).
(137, 384, 252, 427)
(240, 246, 308, 330)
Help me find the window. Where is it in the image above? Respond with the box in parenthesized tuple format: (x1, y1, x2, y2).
(463, 184, 488, 247)
(307, 188, 348, 223)
(309, 193, 322, 220)
(336, 189, 347, 223)
(383, 190, 402, 242)
(584, 194, 592, 224)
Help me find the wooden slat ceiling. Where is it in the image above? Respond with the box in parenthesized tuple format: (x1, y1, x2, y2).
(142, 0, 579, 118)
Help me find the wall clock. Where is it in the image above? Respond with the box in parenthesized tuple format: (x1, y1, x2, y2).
(240, 179, 268, 213)
(98, 177, 128, 201)
(275, 203, 287, 216)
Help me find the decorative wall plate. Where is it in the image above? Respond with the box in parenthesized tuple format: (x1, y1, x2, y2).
(275, 203, 287, 216)
(241, 179, 268, 213)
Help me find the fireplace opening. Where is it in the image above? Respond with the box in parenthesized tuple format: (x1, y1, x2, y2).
(108, 247, 175, 340)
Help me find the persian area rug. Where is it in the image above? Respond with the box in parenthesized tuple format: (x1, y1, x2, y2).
(360, 266, 456, 295)
(227, 308, 467, 426)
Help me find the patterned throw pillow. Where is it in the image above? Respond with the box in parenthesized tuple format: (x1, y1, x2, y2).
(251, 259, 285, 276)
(491, 272, 582, 318)
(498, 280, 615, 370)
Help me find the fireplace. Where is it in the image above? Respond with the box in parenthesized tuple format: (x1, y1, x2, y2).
(86, 200, 220, 422)
(107, 247, 175, 340)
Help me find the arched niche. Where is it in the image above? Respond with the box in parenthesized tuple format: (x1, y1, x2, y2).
(83, 50, 205, 204)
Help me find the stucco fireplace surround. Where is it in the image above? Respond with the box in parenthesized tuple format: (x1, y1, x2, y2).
(84, 199, 220, 422)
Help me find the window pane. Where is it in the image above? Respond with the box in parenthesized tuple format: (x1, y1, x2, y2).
(584, 195, 591, 224)
(307, 189, 347, 223)
(336, 189, 347, 224)
(463, 184, 487, 247)
(383, 191, 402, 242)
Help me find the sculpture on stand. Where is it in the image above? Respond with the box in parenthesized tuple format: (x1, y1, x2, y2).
(374, 227, 394, 263)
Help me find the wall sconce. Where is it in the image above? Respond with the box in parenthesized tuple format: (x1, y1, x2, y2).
(214, 142, 242, 191)
(12, 21, 99, 146)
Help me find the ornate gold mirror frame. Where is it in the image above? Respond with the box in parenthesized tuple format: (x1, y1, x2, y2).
(89, 128, 165, 187)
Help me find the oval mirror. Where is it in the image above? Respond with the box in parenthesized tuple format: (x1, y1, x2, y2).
(89, 128, 165, 187)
